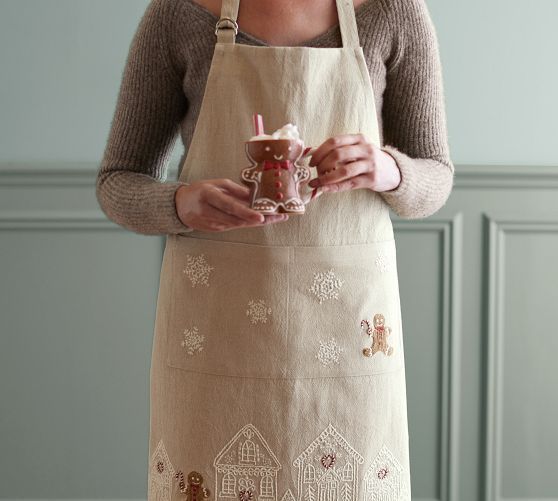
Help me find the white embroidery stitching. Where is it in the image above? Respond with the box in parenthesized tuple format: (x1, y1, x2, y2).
(316, 337, 344, 366)
(214, 424, 282, 501)
(246, 299, 272, 324)
(308, 268, 344, 304)
(363, 444, 403, 501)
(280, 489, 296, 501)
(293, 423, 364, 501)
(374, 251, 390, 274)
(148, 438, 176, 501)
(180, 325, 205, 355)
(183, 253, 214, 287)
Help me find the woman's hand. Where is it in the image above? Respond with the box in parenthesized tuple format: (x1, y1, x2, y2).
(307, 133, 401, 193)
(175, 178, 289, 232)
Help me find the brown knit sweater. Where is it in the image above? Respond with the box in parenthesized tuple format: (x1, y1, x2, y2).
(96, 0, 454, 235)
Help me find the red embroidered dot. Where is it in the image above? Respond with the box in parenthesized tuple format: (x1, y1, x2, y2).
(274, 171, 281, 177)
(276, 192, 284, 200)
(321, 453, 336, 469)
(239, 489, 254, 501)
(275, 181, 282, 188)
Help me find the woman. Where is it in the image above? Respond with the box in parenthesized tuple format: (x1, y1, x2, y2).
(97, 0, 454, 500)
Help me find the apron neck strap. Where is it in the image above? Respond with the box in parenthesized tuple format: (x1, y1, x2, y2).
(215, 0, 360, 48)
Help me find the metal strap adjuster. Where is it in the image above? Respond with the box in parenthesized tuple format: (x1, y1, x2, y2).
(215, 17, 239, 36)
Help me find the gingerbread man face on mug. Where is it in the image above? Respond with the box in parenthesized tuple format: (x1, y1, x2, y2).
(246, 138, 304, 164)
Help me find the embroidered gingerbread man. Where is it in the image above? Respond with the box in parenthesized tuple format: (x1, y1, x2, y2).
(174, 470, 210, 501)
(360, 313, 394, 357)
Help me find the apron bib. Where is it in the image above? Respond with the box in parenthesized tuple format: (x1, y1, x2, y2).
(147, 1, 411, 500)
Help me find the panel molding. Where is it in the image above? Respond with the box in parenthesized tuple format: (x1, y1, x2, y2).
(0, 210, 123, 230)
(394, 213, 463, 501)
(482, 213, 558, 501)
(1, 163, 557, 188)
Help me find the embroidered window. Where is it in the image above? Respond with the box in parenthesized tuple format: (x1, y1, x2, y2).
(260, 475, 274, 497)
(303, 464, 316, 483)
(342, 462, 354, 481)
(221, 472, 236, 496)
(240, 440, 257, 464)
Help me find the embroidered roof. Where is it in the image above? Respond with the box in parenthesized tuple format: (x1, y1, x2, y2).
(292, 423, 364, 467)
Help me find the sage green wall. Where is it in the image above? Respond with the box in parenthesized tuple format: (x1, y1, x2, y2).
(1, 1, 557, 501)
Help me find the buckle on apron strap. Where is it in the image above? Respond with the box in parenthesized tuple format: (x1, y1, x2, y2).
(215, 17, 239, 36)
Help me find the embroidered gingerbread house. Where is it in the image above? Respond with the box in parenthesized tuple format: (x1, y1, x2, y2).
(148, 438, 176, 501)
(363, 445, 403, 501)
(214, 424, 282, 501)
(292, 424, 364, 501)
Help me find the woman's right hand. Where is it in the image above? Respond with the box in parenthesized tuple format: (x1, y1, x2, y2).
(175, 179, 289, 232)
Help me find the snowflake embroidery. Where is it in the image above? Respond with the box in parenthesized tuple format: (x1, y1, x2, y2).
(246, 299, 272, 324)
(308, 268, 344, 303)
(180, 325, 205, 355)
(316, 337, 344, 366)
(375, 251, 390, 273)
(182, 254, 214, 287)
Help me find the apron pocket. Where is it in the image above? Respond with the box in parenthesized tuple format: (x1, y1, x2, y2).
(164, 236, 404, 379)
(287, 239, 405, 378)
(165, 235, 290, 378)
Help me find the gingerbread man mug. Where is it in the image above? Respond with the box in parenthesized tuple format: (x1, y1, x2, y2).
(240, 115, 323, 215)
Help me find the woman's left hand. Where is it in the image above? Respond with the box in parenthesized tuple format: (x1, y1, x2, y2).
(307, 133, 401, 193)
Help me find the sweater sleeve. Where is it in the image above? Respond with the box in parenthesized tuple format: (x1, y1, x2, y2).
(377, 0, 455, 219)
(96, 0, 194, 235)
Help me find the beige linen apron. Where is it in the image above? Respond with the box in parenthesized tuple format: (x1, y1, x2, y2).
(147, 1, 411, 500)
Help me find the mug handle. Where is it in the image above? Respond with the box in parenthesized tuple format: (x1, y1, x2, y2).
(300, 146, 324, 204)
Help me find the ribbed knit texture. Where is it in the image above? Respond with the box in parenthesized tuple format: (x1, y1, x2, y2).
(96, 0, 454, 235)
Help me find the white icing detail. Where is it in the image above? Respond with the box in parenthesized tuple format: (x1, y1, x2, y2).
(214, 424, 282, 501)
(316, 337, 344, 366)
(148, 438, 176, 501)
(308, 269, 344, 304)
(363, 445, 404, 501)
(293, 423, 364, 501)
(183, 253, 214, 287)
(246, 299, 272, 324)
(180, 325, 205, 355)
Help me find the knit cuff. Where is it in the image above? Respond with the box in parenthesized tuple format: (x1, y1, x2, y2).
(377, 144, 454, 219)
(166, 181, 195, 234)
(95, 171, 196, 235)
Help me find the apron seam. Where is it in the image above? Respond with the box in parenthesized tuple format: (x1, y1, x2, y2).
(164, 363, 406, 380)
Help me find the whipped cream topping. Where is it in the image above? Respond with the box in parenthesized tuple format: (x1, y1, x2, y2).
(249, 123, 302, 141)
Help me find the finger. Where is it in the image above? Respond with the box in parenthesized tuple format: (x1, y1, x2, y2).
(196, 212, 288, 232)
(202, 203, 253, 227)
(215, 178, 251, 200)
(233, 212, 289, 228)
(321, 173, 372, 193)
(206, 189, 265, 224)
(315, 143, 372, 176)
(262, 213, 290, 224)
(309, 133, 369, 167)
(312, 160, 371, 187)
(226, 212, 289, 229)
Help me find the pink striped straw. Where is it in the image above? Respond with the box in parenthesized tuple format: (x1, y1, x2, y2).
(253, 113, 264, 136)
